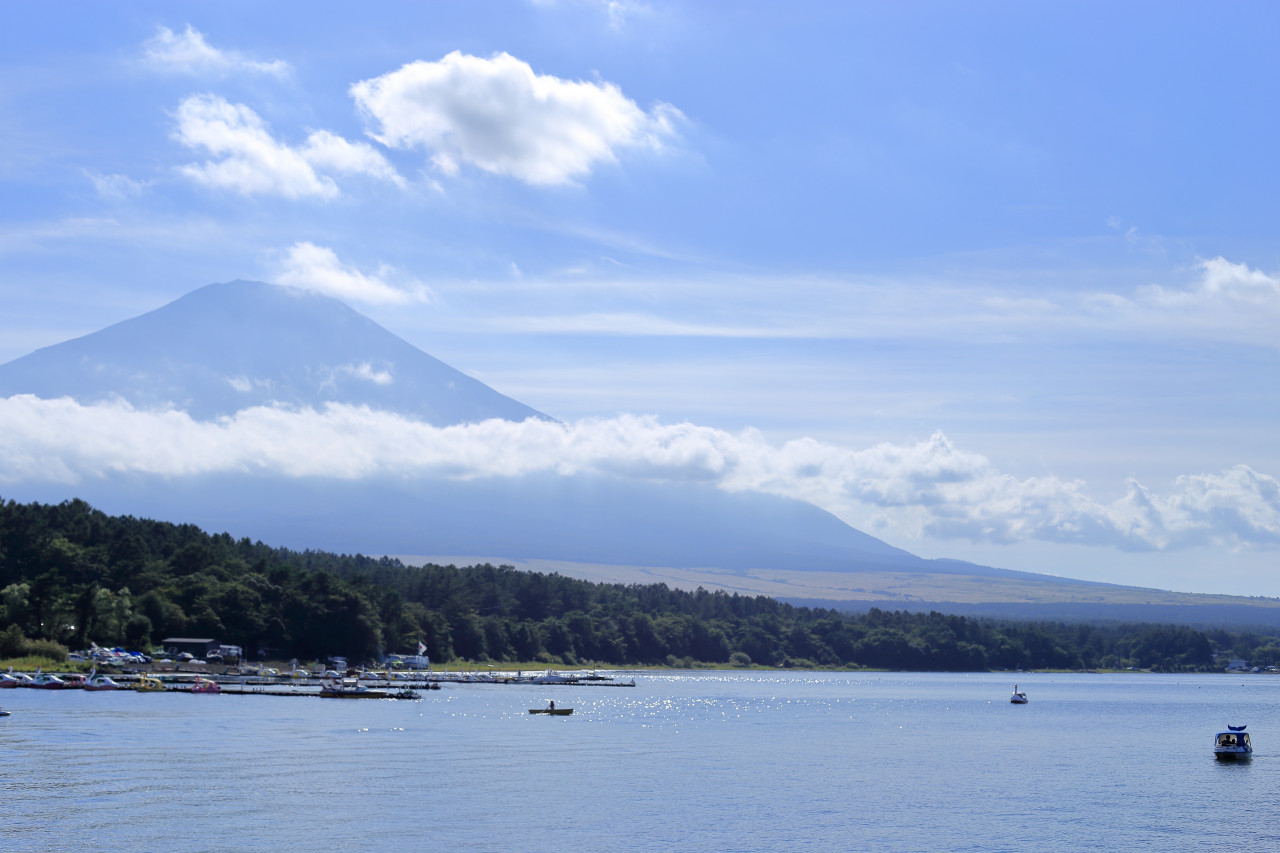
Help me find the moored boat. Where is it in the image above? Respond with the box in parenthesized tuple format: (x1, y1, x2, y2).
(1214, 725, 1252, 759)
(190, 676, 221, 693)
(529, 669, 575, 684)
(32, 672, 68, 689)
(1010, 685, 1028, 704)
(319, 678, 387, 698)
(133, 675, 167, 692)
(84, 673, 124, 691)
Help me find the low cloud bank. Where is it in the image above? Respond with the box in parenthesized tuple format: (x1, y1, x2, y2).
(2, 396, 1276, 554)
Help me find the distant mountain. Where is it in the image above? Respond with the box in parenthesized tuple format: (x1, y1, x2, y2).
(13, 470, 1037, 577)
(0, 280, 544, 424)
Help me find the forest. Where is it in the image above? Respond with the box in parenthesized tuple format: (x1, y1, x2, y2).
(1, 497, 1276, 672)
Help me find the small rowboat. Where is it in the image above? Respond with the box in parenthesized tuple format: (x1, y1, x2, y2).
(529, 708, 573, 715)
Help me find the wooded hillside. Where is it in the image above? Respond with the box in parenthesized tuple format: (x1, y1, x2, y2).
(1, 498, 1271, 672)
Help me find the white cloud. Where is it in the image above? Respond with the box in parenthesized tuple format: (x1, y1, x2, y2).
(350, 51, 682, 185)
(174, 95, 337, 198)
(2, 396, 1276, 553)
(1139, 256, 1280, 307)
(274, 241, 432, 305)
(141, 25, 290, 78)
(301, 130, 408, 189)
(173, 95, 405, 199)
(337, 363, 394, 386)
(84, 171, 149, 200)
(530, 0, 651, 29)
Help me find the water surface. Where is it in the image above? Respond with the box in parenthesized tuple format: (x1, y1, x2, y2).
(2, 671, 1275, 852)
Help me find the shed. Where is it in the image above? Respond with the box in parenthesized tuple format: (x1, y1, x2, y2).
(161, 638, 218, 658)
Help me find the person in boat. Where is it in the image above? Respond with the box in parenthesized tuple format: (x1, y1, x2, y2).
(548, 700, 555, 711)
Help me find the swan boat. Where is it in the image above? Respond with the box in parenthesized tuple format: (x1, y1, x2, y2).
(134, 675, 167, 692)
(1010, 685, 1028, 704)
(84, 673, 125, 691)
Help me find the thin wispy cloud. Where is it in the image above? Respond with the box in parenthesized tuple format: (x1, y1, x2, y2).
(274, 241, 432, 305)
(173, 95, 404, 199)
(460, 255, 1280, 348)
(351, 51, 682, 186)
(530, 0, 652, 30)
(141, 25, 291, 78)
(2, 397, 1276, 554)
(83, 171, 149, 200)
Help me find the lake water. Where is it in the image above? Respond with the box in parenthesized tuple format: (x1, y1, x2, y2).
(2, 671, 1278, 852)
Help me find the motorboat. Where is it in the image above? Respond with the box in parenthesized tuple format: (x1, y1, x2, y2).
(84, 673, 124, 691)
(319, 679, 387, 699)
(1010, 685, 1028, 704)
(0, 707, 9, 717)
(529, 670, 575, 684)
(190, 676, 221, 693)
(1214, 725, 1253, 759)
(133, 675, 167, 692)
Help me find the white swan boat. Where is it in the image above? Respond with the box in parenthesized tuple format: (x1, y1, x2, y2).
(1010, 685, 1028, 704)
(84, 673, 125, 691)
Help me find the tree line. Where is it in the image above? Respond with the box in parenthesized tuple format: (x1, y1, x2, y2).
(0, 497, 1271, 671)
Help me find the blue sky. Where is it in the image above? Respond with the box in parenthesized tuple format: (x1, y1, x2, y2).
(3, 2, 1279, 594)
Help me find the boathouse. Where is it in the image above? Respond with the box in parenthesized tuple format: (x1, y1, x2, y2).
(162, 637, 219, 659)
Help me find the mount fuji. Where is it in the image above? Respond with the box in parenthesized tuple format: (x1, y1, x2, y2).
(0, 280, 544, 424)
(7, 279, 1274, 624)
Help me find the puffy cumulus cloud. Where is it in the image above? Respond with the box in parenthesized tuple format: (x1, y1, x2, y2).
(350, 51, 682, 186)
(3, 397, 1278, 554)
(142, 25, 290, 78)
(274, 241, 432, 305)
(173, 95, 404, 199)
